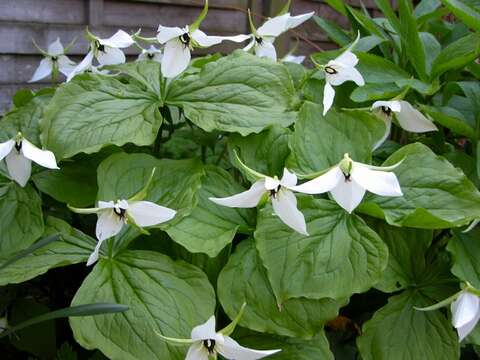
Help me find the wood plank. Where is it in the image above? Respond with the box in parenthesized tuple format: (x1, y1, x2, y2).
(0, 84, 41, 115)
(0, 0, 86, 24)
(129, 0, 248, 7)
(89, 0, 104, 27)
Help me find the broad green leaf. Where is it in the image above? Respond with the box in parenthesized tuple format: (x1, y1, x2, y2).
(0, 217, 95, 286)
(166, 166, 255, 257)
(109, 61, 163, 97)
(421, 105, 476, 138)
(414, 0, 442, 18)
(70, 250, 216, 360)
(287, 102, 384, 175)
(313, 16, 351, 46)
(420, 32, 441, 75)
(218, 240, 343, 339)
(42, 73, 163, 159)
(282, 62, 308, 90)
(356, 35, 387, 52)
(166, 51, 297, 135)
(234, 328, 334, 360)
(447, 228, 480, 288)
(431, 32, 480, 78)
(357, 290, 460, 360)
(255, 197, 388, 303)
(440, 0, 480, 31)
(0, 178, 43, 257)
(398, 0, 428, 80)
(228, 126, 290, 179)
(457, 81, 480, 118)
(350, 83, 402, 102)
(360, 143, 480, 228)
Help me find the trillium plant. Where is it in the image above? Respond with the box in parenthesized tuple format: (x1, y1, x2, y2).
(1, 0, 480, 359)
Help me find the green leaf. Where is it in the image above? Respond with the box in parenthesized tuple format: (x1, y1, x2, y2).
(166, 166, 255, 257)
(324, 0, 347, 16)
(0, 179, 43, 257)
(357, 290, 460, 360)
(234, 328, 333, 359)
(70, 250, 216, 360)
(431, 33, 480, 78)
(440, 0, 480, 31)
(228, 126, 290, 180)
(420, 32, 441, 75)
(313, 16, 351, 46)
(350, 83, 402, 102)
(0, 217, 95, 286)
(255, 197, 388, 303)
(420, 105, 476, 138)
(447, 227, 480, 288)
(347, 6, 387, 39)
(42, 73, 163, 159)
(398, 0, 428, 80)
(360, 143, 480, 228)
(287, 102, 384, 175)
(108, 61, 163, 97)
(218, 239, 343, 338)
(166, 51, 297, 135)
(374, 0, 402, 34)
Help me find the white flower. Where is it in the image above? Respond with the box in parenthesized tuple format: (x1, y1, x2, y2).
(0, 133, 59, 187)
(29, 38, 76, 82)
(282, 53, 305, 64)
(451, 291, 480, 341)
(170, 316, 280, 360)
(371, 100, 438, 150)
(210, 167, 308, 235)
(322, 34, 364, 115)
(70, 199, 176, 265)
(67, 30, 134, 81)
(291, 153, 403, 213)
(137, 45, 163, 63)
(244, 11, 314, 61)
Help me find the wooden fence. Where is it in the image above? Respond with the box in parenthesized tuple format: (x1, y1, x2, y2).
(0, 0, 372, 113)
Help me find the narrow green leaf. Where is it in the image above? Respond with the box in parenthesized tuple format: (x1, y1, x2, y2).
(313, 16, 351, 46)
(440, 0, 480, 31)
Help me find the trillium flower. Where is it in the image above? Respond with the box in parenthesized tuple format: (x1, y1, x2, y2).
(244, 9, 314, 61)
(282, 53, 305, 64)
(67, 30, 134, 81)
(321, 33, 364, 115)
(29, 38, 76, 82)
(451, 290, 480, 341)
(0, 133, 59, 187)
(157, 1, 249, 78)
(371, 100, 438, 150)
(137, 45, 163, 63)
(291, 153, 403, 213)
(209, 154, 308, 235)
(157, 305, 281, 360)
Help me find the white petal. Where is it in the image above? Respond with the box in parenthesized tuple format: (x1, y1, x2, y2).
(191, 316, 217, 341)
(96, 210, 124, 241)
(327, 64, 364, 87)
(98, 200, 115, 209)
(330, 177, 366, 213)
(99, 30, 134, 48)
(243, 38, 255, 52)
(264, 177, 281, 191)
(217, 336, 281, 360)
(0, 139, 15, 161)
(86, 239, 105, 266)
(57, 55, 77, 77)
(372, 117, 392, 151)
(272, 190, 308, 235)
(286, 12, 315, 30)
(161, 39, 191, 78)
(280, 168, 297, 188)
(323, 82, 335, 116)
(258, 13, 291, 37)
(5, 151, 31, 187)
(191, 29, 223, 47)
(335, 50, 358, 67)
(214, 34, 251, 43)
(96, 46, 125, 66)
(21, 139, 59, 169)
(67, 51, 94, 82)
(29, 58, 53, 83)
(254, 40, 277, 61)
(186, 342, 209, 360)
(157, 26, 186, 44)
(127, 200, 176, 227)
(371, 100, 402, 113)
(396, 101, 438, 133)
(282, 54, 305, 64)
(457, 310, 480, 342)
(209, 180, 266, 208)
(48, 38, 64, 56)
(290, 166, 342, 194)
(452, 292, 480, 329)
(351, 163, 402, 197)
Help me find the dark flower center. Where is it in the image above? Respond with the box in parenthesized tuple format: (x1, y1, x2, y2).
(95, 40, 105, 52)
(113, 207, 126, 219)
(325, 66, 337, 74)
(147, 53, 155, 59)
(51, 56, 58, 62)
(343, 172, 351, 182)
(269, 185, 281, 199)
(381, 106, 392, 116)
(179, 33, 191, 46)
(203, 339, 216, 354)
(255, 36, 263, 45)
(14, 141, 22, 152)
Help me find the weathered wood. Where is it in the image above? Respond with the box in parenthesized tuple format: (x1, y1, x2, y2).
(89, 0, 104, 27)
(0, 0, 86, 24)
(129, 0, 248, 7)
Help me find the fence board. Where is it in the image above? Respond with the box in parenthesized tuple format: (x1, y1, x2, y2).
(0, 0, 86, 24)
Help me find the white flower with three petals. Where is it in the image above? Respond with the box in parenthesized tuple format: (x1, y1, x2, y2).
(209, 155, 308, 235)
(137, 45, 163, 63)
(321, 33, 364, 115)
(67, 30, 134, 81)
(371, 100, 438, 150)
(291, 153, 403, 213)
(244, 10, 314, 61)
(451, 290, 480, 342)
(0, 133, 59, 187)
(29, 38, 76, 82)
